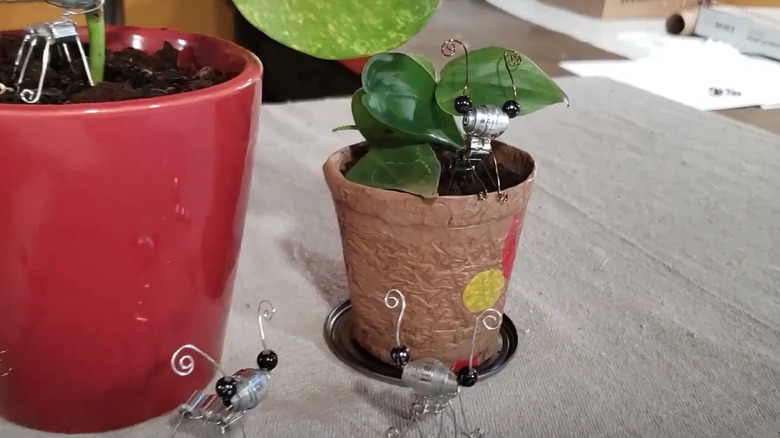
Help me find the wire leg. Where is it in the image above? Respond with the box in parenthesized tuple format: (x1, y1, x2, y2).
(472, 170, 489, 200)
(168, 415, 184, 438)
(435, 411, 447, 438)
(241, 423, 248, 438)
(415, 414, 425, 438)
(387, 409, 421, 438)
(21, 40, 51, 103)
(478, 158, 498, 191)
(73, 37, 94, 86)
(490, 152, 508, 203)
(447, 401, 464, 437)
(15, 37, 37, 87)
(458, 393, 471, 433)
(446, 171, 457, 194)
(61, 44, 75, 73)
(446, 402, 463, 437)
(456, 393, 484, 437)
(13, 34, 33, 78)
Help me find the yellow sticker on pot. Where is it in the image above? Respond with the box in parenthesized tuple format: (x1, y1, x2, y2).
(462, 269, 505, 313)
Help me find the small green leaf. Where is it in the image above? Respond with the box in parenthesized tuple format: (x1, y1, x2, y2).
(350, 88, 460, 149)
(352, 88, 408, 146)
(409, 54, 436, 79)
(362, 53, 462, 150)
(345, 143, 441, 198)
(232, 0, 440, 60)
(436, 46, 568, 117)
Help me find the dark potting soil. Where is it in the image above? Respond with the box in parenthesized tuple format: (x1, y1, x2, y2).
(0, 35, 236, 104)
(343, 146, 525, 197)
(437, 155, 523, 196)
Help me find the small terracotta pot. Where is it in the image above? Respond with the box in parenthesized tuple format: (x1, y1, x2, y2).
(323, 141, 536, 369)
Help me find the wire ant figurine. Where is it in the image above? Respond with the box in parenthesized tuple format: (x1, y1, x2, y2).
(383, 289, 502, 438)
(168, 300, 279, 437)
(12, 0, 102, 103)
(441, 39, 524, 204)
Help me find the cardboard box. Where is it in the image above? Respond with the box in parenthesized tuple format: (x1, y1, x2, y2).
(727, 0, 780, 6)
(538, 0, 686, 19)
(695, 6, 780, 60)
(539, 0, 780, 19)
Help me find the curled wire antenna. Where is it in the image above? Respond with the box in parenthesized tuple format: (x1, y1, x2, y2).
(170, 344, 228, 377)
(257, 300, 276, 351)
(441, 38, 469, 95)
(468, 309, 503, 373)
(503, 50, 522, 101)
(384, 289, 407, 347)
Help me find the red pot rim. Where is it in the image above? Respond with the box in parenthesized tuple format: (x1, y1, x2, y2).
(0, 25, 262, 116)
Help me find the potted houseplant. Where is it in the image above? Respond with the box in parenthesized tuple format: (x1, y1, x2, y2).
(233, 0, 567, 370)
(0, 0, 434, 433)
(321, 44, 567, 369)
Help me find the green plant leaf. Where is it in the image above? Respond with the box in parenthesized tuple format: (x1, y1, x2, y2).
(345, 143, 441, 198)
(332, 125, 358, 132)
(361, 53, 462, 150)
(232, 0, 440, 60)
(436, 46, 568, 117)
(351, 88, 411, 146)
(409, 54, 435, 79)
(348, 88, 452, 148)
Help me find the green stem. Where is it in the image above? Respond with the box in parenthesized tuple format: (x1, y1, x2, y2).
(85, 9, 105, 84)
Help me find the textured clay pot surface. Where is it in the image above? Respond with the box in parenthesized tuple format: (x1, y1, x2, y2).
(0, 26, 262, 433)
(323, 141, 536, 369)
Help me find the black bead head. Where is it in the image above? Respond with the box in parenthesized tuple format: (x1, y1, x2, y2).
(454, 95, 473, 115)
(215, 376, 237, 402)
(256, 349, 278, 371)
(390, 346, 410, 367)
(502, 100, 520, 118)
(457, 367, 479, 387)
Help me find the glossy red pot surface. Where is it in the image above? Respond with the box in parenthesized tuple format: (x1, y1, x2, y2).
(0, 26, 262, 433)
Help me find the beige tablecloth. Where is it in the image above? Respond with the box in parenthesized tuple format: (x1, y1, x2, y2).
(2, 77, 779, 437)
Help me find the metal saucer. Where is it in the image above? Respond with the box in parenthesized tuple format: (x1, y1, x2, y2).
(324, 300, 519, 386)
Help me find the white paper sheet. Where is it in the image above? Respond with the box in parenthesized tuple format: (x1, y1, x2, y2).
(485, 0, 670, 60)
(560, 40, 780, 111)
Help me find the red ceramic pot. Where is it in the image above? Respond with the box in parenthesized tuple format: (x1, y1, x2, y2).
(0, 26, 262, 433)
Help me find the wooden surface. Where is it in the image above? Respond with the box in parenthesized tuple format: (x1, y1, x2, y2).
(718, 107, 780, 134)
(0, 2, 86, 29)
(123, 0, 234, 41)
(0, 0, 234, 40)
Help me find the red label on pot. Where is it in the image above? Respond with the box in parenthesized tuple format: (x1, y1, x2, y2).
(453, 356, 478, 372)
(501, 212, 524, 280)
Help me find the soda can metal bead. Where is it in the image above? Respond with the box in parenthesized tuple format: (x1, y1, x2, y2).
(400, 358, 459, 397)
(462, 105, 511, 139)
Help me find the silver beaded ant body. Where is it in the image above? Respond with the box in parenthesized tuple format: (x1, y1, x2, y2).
(441, 39, 524, 203)
(384, 289, 502, 438)
(168, 300, 279, 437)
